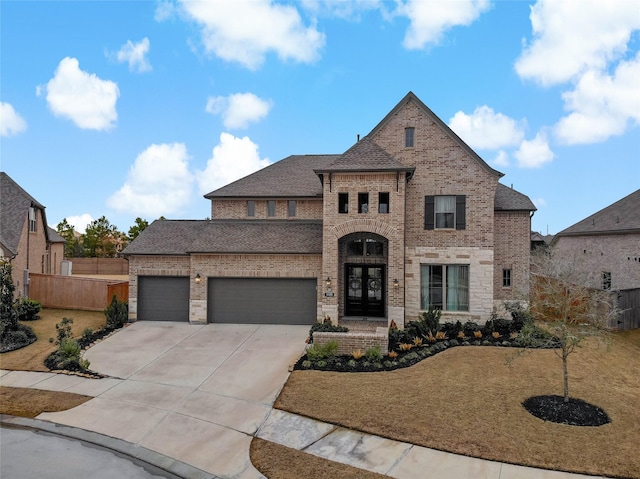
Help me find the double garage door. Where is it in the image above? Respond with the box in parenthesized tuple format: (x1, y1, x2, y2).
(137, 276, 316, 325)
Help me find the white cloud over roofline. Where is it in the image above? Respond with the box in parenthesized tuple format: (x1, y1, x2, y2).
(40, 57, 119, 131)
(0, 102, 27, 137)
(197, 133, 271, 195)
(108, 143, 194, 217)
(178, 0, 325, 70)
(514, 132, 554, 168)
(448, 106, 526, 151)
(206, 92, 273, 129)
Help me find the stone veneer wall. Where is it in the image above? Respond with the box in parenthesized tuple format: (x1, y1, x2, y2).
(404, 247, 494, 323)
(211, 199, 323, 220)
(493, 211, 532, 301)
(552, 234, 640, 291)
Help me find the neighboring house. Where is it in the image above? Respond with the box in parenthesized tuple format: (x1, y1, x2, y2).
(530, 231, 554, 251)
(0, 172, 66, 296)
(123, 92, 536, 326)
(551, 189, 640, 292)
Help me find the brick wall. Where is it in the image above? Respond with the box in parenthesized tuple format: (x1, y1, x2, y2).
(314, 330, 389, 355)
(211, 198, 323, 220)
(494, 211, 532, 301)
(13, 209, 50, 296)
(552, 234, 640, 291)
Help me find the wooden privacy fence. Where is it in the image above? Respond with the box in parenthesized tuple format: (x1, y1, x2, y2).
(29, 273, 129, 311)
(615, 288, 640, 331)
(67, 258, 128, 275)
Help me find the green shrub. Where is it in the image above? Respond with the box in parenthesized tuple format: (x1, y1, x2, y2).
(364, 346, 383, 362)
(50, 317, 74, 345)
(104, 295, 128, 329)
(48, 338, 90, 371)
(306, 340, 339, 361)
(504, 301, 534, 332)
(15, 298, 42, 321)
(82, 328, 94, 339)
(404, 306, 442, 340)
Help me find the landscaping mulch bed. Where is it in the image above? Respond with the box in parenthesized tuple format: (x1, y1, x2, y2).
(523, 395, 611, 427)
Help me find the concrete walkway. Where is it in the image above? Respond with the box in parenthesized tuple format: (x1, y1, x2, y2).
(0, 322, 607, 479)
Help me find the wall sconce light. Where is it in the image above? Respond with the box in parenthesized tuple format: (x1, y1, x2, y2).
(195, 274, 202, 284)
(325, 277, 332, 287)
(393, 278, 400, 288)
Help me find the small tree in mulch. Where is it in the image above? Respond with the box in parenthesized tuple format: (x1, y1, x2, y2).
(0, 260, 36, 352)
(519, 249, 618, 426)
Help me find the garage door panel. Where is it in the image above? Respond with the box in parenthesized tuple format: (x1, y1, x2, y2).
(208, 278, 316, 325)
(138, 276, 189, 322)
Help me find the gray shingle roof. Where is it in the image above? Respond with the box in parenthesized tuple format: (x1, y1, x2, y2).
(205, 155, 338, 198)
(556, 189, 640, 236)
(316, 137, 413, 173)
(121, 219, 323, 255)
(494, 183, 537, 211)
(0, 172, 47, 256)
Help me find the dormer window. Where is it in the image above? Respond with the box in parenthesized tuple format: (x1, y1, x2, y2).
(405, 127, 414, 148)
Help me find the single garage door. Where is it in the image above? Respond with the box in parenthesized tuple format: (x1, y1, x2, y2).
(138, 276, 189, 322)
(208, 278, 317, 325)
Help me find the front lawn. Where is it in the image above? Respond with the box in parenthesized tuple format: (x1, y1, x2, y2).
(0, 309, 106, 372)
(0, 386, 92, 418)
(271, 329, 640, 479)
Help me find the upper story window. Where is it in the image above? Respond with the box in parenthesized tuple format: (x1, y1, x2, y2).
(424, 195, 466, 230)
(358, 193, 369, 213)
(405, 127, 415, 148)
(247, 200, 255, 217)
(338, 193, 349, 214)
(267, 200, 276, 217)
(602, 271, 612, 290)
(288, 200, 297, 217)
(29, 207, 37, 232)
(378, 192, 389, 213)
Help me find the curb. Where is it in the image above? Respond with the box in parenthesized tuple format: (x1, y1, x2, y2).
(0, 415, 219, 479)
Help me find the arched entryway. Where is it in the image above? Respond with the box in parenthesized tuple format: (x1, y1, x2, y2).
(338, 233, 388, 318)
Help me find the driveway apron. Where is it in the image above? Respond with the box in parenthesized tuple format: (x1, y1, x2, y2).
(36, 322, 310, 479)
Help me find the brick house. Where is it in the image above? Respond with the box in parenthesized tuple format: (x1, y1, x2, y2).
(123, 92, 536, 326)
(551, 189, 640, 292)
(0, 172, 66, 297)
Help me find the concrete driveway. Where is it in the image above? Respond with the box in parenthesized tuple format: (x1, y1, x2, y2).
(35, 322, 309, 479)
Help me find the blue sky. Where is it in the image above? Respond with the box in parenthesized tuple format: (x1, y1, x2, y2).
(1, 0, 639, 236)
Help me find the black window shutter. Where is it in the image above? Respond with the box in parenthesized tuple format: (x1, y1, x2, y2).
(425, 196, 435, 230)
(456, 195, 466, 230)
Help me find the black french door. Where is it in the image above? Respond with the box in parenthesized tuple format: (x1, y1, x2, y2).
(345, 265, 385, 317)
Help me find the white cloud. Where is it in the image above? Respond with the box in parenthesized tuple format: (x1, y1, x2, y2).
(398, 0, 490, 49)
(178, 0, 325, 70)
(514, 133, 554, 168)
(301, 0, 386, 20)
(155, 1, 176, 21)
(532, 197, 547, 209)
(0, 102, 27, 137)
(448, 106, 525, 150)
(66, 214, 94, 234)
(492, 150, 509, 168)
(206, 92, 272, 129)
(554, 52, 640, 144)
(116, 38, 152, 73)
(197, 133, 270, 194)
(515, 0, 640, 86)
(108, 143, 194, 217)
(41, 57, 119, 130)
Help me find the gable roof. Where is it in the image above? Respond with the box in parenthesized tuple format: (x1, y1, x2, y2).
(315, 136, 414, 174)
(122, 219, 323, 256)
(0, 172, 49, 256)
(494, 183, 537, 211)
(555, 189, 640, 237)
(368, 91, 504, 179)
(205, 155, 338, 198)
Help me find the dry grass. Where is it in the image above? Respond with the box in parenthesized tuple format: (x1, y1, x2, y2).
(0, 309, 106, 372)
(0, 386, 92, 418)
(275, 330, 640, 479)
(250, 438, 390, 479)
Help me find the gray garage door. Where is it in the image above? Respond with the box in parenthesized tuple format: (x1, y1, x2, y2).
(208, 278, 317, 324)
(138, 276, 189, 322)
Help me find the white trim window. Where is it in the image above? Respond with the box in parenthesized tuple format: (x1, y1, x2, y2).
(420, 264, 469, 312)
